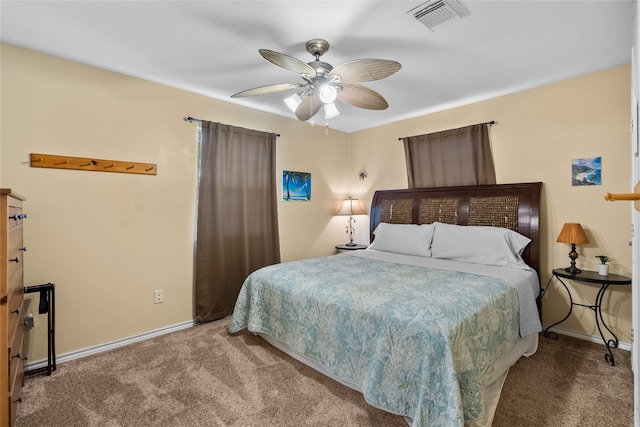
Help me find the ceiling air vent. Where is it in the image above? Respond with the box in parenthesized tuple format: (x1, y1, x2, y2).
(408, 0, 471, 31)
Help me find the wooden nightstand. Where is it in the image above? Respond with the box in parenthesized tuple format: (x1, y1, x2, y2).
(543, 268, 631, 365)
(335, 244, 368, 253)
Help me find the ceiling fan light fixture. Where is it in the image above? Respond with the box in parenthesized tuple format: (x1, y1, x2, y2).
(234, 39, 400, 122)
(323, 102, 340, 119)
(319, 84, 337, 104)
(284, 93, 302, 112)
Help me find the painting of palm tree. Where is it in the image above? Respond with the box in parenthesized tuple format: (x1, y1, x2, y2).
(283, 171, 311, 201)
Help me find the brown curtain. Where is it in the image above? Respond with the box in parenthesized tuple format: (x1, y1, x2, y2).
(402, 123, 496, 188)
(195, 121, 280, 324)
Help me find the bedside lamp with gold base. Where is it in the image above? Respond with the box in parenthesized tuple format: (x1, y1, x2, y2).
(556, 222, 589, 274)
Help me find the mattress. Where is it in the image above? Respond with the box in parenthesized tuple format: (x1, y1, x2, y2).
(259, 329, 538, 427)
(229, 250, 541, 426)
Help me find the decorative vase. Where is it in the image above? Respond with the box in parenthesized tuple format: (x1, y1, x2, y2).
(598, 264, 609, 276)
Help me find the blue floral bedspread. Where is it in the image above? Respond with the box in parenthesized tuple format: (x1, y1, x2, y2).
(229, 254, 520, 427)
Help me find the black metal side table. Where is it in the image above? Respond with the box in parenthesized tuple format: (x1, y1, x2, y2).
(544, 268, 631, 366)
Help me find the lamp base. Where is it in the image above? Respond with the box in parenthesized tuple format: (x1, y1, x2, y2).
(565, 245, 581, 274)
(345, 242, 358, 247)
(564, 265, 582, 274)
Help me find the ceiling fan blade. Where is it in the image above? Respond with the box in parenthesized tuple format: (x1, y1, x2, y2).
(259, 49, 317, 78)
(231, 83, 302, 98)
(337, 83, 389, 110)
(295, 93, 322, 121)
(329, 59, 401, 83)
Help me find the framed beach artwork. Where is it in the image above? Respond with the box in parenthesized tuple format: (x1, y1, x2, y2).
(572, 157, 602, 186)
(282, 170, 311, 201)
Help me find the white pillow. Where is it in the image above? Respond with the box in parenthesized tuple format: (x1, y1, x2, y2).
(430, 222, 531, 269)
(367, 222, 435, 257)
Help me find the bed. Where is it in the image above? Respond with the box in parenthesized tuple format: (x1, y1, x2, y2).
(229, 182, 543, 427)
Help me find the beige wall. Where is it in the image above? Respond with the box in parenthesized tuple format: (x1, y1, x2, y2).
(0, 43, 349, 361)
(1, 43, 632, 364)
(348, 65, 633, 341)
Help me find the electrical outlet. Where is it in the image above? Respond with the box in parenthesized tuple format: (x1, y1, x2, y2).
(154, 290, 164, 304)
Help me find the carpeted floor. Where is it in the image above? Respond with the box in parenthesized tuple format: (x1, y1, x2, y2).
(492, 332, 633, 427)
(16, 318, 633, 426)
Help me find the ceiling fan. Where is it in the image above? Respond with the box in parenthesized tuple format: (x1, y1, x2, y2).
(231, 38, 402, 122)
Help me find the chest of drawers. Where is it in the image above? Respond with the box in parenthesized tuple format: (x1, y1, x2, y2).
(1, 189, 26, 427)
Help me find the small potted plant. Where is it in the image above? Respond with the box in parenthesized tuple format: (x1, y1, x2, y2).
(596, 255, 611, 276)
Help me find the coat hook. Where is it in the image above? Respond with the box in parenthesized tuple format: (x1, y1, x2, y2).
(604, 192, 640, 201)
(30, 153, 156, 176)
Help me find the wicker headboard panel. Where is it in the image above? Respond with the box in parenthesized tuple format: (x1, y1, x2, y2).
(369, 182, 542, 276)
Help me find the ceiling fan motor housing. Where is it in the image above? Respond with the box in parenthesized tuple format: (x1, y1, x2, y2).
(307, 61, 333, 77)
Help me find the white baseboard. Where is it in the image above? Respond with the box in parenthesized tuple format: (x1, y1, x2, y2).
(543, 324, 632, 352)
(25, 320, 630, 371)
(25, 320, 195, 372)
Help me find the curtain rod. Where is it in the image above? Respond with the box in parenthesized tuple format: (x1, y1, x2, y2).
(184, 116, 280, 137)
(397, 120, 495, 141)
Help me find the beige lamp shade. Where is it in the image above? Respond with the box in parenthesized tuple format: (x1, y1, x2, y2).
(336, 197, 365, 216)
(556, 223, 589, 244)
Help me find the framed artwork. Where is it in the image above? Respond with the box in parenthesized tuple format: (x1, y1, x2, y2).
(572, 157, 601, 186)
(282, 170, 311, 201)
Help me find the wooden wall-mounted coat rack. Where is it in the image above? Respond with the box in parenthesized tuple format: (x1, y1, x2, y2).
(30, 153, 157, 176)
(604, 181, 640, 211)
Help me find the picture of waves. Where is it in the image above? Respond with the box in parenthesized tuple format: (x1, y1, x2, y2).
(572, 157, 601, 186)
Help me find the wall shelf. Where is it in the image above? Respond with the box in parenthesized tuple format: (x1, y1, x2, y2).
(30, 153, 157, 175)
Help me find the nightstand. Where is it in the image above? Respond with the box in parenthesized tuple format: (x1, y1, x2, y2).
(543, 268, 631, 365)
(335, 244, 368, 253)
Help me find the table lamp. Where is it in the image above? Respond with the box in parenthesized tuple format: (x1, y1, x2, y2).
(556, 222, 589, 273)
(336, 197, 365, 246)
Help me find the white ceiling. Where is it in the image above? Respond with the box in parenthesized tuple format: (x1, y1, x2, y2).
(0, 1, 633, 133)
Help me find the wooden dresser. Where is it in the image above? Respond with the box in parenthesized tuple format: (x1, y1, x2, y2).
(0, 189, 26, 427)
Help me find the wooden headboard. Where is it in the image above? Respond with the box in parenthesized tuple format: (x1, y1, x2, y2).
(369, 182, 542, 276)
